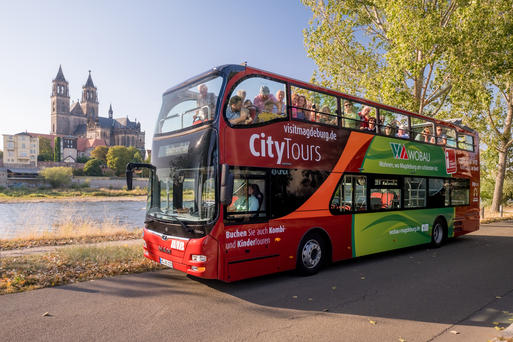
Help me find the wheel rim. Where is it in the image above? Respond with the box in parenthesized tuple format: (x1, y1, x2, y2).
(433, 223, 443, 244)
(302, 239, 322, 269)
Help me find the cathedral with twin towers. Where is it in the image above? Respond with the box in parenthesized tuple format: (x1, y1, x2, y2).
(50, 65, 145, 151)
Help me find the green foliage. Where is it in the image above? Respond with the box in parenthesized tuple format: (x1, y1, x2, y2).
(76, 156, 90, 164)
(72, 168, 85, 176)
(106, 146, 143, 177)
(0, 150, 3, 160)
(38, 137, 53, 161)
(301, 0, 462, 116)
(53, 137, 61, 162)
(83, 159, 103, 176)
(90, 146, 109, 163)
(40, 167, 72, 188)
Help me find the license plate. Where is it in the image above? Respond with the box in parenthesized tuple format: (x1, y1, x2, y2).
(159, 257, 173, 268)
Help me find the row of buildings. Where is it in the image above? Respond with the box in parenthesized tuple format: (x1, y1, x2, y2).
(2, 66, 146, 169)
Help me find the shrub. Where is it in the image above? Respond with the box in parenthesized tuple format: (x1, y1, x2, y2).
(40, 167, 72, 188)
(83, 159, 103, 176)
(73, 168, 85, 176)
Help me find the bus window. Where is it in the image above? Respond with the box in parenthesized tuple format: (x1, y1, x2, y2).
(451, 179, 469, 206)
(380, 110, 409, 139)
(444, 127, 457, 148)
(404, 177, 426, 208)
(330, 174, 367, 213)
(412, 117, 435, 144)
(228, 77, 287, 126)
(226, 168, 266, 221)
(156, 76, 222, 133)
(290, 86, 337, 125)
(369, 176, 401, 210)
(427, 178, 450, 208)
(358, 106, 377, 132)
(342, 100, 362, 130)
(458, 134, 474, 151)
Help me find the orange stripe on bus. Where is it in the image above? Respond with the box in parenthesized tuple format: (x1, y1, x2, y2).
(276, 132, 374, 220)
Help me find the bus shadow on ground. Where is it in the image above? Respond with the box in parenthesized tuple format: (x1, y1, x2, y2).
(198, 234, 513, 326)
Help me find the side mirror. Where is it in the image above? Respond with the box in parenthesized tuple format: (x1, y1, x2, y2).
(220, 164, 234, 205)
(126, 162, 155, 190)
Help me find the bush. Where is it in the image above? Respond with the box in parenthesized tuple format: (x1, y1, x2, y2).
(40, 167, 72, 188)
(84, 159, 103, 176)
(73, 168, 85, 176)
(76, 156, 90, 164)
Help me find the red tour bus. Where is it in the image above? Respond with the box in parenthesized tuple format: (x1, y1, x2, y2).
(127, 64, 480, 282)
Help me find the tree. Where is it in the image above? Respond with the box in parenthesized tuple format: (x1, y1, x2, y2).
(106, 146, 142, 177)
(83, 159, 103, 176)
(0, 150, 3, 161)
(53, 137, 61, 162)
(40, 167, 72, 188)
(38, 137, 53, 161)
(302, 0, 463, 116)
(91, 146, 109, 163)
(446, 1, 513, 212)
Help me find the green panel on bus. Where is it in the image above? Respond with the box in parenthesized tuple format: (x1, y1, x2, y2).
(361, 136, 449, 177)
(352, 208, 455, 257)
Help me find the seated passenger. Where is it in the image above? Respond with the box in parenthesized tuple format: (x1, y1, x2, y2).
(253, 86, 278, 113)
(237, 89, 246, 104)
(343, 101, 359, 129)
(435, 126, 447, 145)
(226, 95, 252, 125)
(415, 127, 435, 143)
(320, 105, 337, 125)
(384, 124, 393, 136)
(275, 90, 286, 115)
(228, 183, 260, 212)
(396, 125, 409, 138)
(292, 95, 307, 120)
(367, 117, 377, 132)
(359, 106, 372, 130)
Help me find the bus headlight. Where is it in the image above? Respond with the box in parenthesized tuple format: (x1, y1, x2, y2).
(191, 255, 207, 262)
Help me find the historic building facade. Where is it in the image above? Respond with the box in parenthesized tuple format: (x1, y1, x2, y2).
(50, 66, 145, 152)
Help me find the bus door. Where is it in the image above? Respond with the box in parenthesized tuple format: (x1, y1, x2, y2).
(222, 168, 279, 281)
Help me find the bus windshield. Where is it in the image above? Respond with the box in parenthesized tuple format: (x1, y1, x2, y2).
(156, 75, 223, 134)
(148, 166, 216, 223)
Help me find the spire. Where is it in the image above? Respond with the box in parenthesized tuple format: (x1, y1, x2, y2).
(85, 70, 95, 88)
(54, 65, 67, 82)
(108, 104, 113, 119)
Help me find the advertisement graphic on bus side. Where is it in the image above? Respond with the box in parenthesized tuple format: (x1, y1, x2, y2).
(361, 136, 452, 177)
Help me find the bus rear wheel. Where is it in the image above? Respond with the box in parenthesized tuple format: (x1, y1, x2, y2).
(431, 219, 446, 248)
(297, 232, 326, 275)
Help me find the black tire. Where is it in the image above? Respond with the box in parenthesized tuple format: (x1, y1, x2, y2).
(431, 219, 446, 248)
(296, 232, 326, 275)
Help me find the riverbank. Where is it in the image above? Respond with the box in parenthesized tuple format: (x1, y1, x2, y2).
(0, 187, 146, 203)
(0, 244, 164, 294)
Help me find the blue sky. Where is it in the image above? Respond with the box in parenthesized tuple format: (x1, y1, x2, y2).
(0, 0, 316, 150)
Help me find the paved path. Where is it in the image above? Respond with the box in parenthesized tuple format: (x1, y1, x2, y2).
(1, 222, 513, 341)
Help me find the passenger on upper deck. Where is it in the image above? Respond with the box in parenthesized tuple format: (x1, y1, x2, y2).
(275, 90, 286, 115)
(292, 95, 307, 120)
(226, 95, 252, 125)
(359, 106, 372, 130)
(194, 84, 216, 119)
(343, 101, 359, 129)
(253, 86, 278, 113)
(435, 126, 447, 145)
(367, 117, 377, 132)
(396, 125, 409, 139)
(415, 127, 435, 143)
(384, 124, 393, 136)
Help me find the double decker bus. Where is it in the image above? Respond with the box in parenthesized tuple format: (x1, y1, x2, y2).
(127, 64, 479, 282)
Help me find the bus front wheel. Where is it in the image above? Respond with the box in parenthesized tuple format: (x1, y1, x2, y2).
(297, 232, 326, 275)
(431, 219, 447, 248)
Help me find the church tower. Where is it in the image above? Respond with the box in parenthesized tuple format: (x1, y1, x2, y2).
(80, 70, 99, 123)
(108, 104, 113, 119)
(50, 65, 70, 134)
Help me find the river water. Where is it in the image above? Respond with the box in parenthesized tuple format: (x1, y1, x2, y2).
(0, 200, 146, 239)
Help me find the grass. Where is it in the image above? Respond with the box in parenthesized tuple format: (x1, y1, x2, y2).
(0, 244, 164, 294)
(0, 187, 147, 201)
(0, 219, 141, 251)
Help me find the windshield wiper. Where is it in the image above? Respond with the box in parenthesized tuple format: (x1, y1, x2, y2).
(167, 214, 194, 234)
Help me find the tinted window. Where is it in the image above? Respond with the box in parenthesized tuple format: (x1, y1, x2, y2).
(451, 178, 469, 206)
(428, 178, 450, 208)
(270, 169, 330, 218)
(380, 110, 409, 139)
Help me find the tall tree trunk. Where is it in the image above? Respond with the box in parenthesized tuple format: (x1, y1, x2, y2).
(491, 146, 507, 212)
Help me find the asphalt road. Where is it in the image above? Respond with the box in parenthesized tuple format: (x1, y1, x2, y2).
(1, 222, 513, 342)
